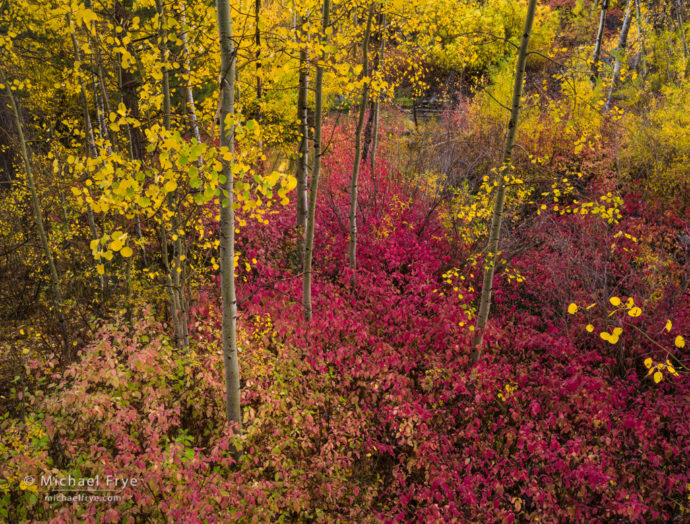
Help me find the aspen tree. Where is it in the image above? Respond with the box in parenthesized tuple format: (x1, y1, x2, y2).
(472, 0, 538, 363)
(302, 0, 330, 321)
(179, 1, 203, 170)
(295, 9, 309, 245)
(368, 11, 385, 175)
(1, 69, 69, 354)
(84, 0, 113, 148)
(605, 0, 633, 112)
(362, 8, 385, 174)
(67, 13, 105, 291)
(591, 0, 609, 84)
(634, 0, 648, 79)
(156, 0, 189, 348)
(676, 0, 689, 69)
(348, 5, 374, 273)
(215, 0, 242, 425)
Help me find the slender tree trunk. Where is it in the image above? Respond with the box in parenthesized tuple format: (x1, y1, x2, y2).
(156, 0, 189, 347)
(2, 69, 69, 354)
(302, 0, 331, 322)
(471, 0, 538, 362)
(676, 0, 689, 69)
(362, 9, 385, 173)
(348, 6, 374, 273)
(591, 0, 609, 84)
(254, 0, 265, 177)
(84, 0, 113, 148)
(255, 0, 263, 101)
(68, 14, 106, 292)
(216, 0, 242, 426)
(634, 0, 648, 79)
(605, 0, 634, 112)
(156, 0, 171, 130)
(115, 0, 146, 161)
(115, 58, 148, 266)
(295, 15, 309, 244)
(180, 2, 203, 171)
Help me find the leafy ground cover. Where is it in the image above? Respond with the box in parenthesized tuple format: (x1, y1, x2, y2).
(3, 117, 688, 522)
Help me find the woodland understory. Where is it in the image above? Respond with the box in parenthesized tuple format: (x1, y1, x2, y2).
(0, 0, 689, 521)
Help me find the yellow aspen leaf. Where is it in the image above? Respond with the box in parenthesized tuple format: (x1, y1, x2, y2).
(628, 307, 642, 317)
(625, 297, 634, 308)
(600, 332, 611, 342)
(665, 320, 672, 332)
(109, 239, 123, 252)
(610, 296, 621, 306)
(164, 180, 178, 193)
(97, 264, 105, 275)
(586, 324, 594, 333)
(567, 303, 578, 314)
(613, 327, 623, 336)
(675, 335, 685, 349)
(653, 371, 663, 383)
(644, 358, 652, 369)
(121, 246, 133, 258)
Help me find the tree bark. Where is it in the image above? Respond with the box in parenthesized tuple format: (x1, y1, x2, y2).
(1, 69, 69, 354)
(591, 0, 609, 84)
(156, 0, 189, 348)
(676, 0, 689, 68)
(295, 13, 309, 245)
(348, 6, 374, 273)
(362, 9, 385, 174)
(302, 0, 331, 322)
(180, 1, 203, 167)
(471, 0, 538, 362)
(67, 13, 105, 292)
(634, 0, 648, 79)
(215, 0, 242, 426)
(605, 0, 634, 112)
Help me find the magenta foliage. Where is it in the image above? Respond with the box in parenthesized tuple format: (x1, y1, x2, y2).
(228, 123, 690, 521)
(14, 122, 689, 522)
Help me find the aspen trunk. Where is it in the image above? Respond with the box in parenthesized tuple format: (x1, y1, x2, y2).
(605, 0, 633, 112)
(84, 0, 113, 148)
(471, 0, 538, 362)
(180, 2, 204, 171)
(302, 0, 331, 322)
(68, 14, 106, 293)
(295, 15, 309, 241)
(363, 10, 385, 174)
(215, 0, 242, 426)
(348, 6, 374, 273)
(2, 70, 69, 354)
(677, 0, 689, 68)
(156, 0, 171, 130)
(634, 0, 648, 79)
(155, 0, 189, 348)
(255, 0, 263, 101)
(591, 0, 609, 84)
